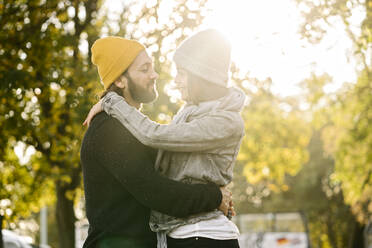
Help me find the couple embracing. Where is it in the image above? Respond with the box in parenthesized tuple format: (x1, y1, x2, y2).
(80, 29, 246, 248)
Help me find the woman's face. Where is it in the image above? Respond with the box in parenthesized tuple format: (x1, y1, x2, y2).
(174, 67, 189, 101)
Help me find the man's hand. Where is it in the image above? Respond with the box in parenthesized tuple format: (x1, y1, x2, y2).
(218, 186, 232, 216)
(227, 199, 236, 220)
(83, 99, 103, 127)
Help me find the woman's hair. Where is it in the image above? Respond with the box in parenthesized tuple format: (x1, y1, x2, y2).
(186, 71, 228, 104)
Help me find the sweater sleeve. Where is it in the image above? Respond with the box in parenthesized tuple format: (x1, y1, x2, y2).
(94, 117, 222, 218)
(102, 92, 244, 152)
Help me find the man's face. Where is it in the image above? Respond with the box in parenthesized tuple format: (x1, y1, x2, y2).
(126, 50, 158, 103)
(174, 67, 189, 101)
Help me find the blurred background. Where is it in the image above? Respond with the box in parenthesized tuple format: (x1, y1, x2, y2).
(0, 0, 371, 247)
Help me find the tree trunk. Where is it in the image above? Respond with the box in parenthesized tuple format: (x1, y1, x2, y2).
(326, 215, 337, 248)
(0, 214, 3, 248)
(56, 182, 76, 248)
(350, 221, 365, 248)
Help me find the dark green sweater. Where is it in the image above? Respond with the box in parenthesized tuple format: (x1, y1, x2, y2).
(80, 112, 222, 247)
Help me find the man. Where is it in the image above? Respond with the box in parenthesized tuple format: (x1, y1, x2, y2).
(80, 36, 231, 248)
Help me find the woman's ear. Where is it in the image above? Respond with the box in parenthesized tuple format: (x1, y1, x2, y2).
(114, 75, 128, 89)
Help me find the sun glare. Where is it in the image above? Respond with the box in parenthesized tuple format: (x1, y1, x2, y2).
(103, 0, 359, 97)
(202, 0, 357, 96)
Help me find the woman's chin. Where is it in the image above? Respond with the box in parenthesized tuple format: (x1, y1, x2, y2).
(180, 94, 189, 102)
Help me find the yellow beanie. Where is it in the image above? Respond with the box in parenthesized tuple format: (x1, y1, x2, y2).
(91, 36, 145, 89)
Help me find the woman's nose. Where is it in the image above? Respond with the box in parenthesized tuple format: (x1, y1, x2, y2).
(150, 68, 158, 80)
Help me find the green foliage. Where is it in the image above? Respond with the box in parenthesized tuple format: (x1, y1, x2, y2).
(0, 0, 102, 246)
(274, 131, 357, 248)
(327, 69, 372, 223)
(0, 140, 54, 223)
(234, 74, 311, 189)
(231, 41, 369, 247)
(0, 0, 214, 246)
(232, 117, 362, 248)
(296, 0, 372, 224)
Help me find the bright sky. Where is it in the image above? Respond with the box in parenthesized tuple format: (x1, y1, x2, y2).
(203, 0, 362, 96)
(103, 0, 361, 97)
(202, 0, 358, 96)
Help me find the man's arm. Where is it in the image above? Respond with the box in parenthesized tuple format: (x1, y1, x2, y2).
(94, 117, 222, 218)
(102, 92, 244, 152)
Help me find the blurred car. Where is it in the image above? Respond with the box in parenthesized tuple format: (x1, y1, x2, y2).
(233, 212, 311, 248)
(2, 229, 33, 248)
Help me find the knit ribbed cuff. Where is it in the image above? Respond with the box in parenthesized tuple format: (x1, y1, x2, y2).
(206, 183, 223, 210)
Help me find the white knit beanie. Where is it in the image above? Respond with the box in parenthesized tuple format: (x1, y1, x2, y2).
(173, 29, 231, 87)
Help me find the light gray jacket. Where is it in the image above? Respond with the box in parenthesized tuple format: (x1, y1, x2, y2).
(102, 87, 246, 232)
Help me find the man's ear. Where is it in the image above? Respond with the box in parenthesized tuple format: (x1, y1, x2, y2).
(113, 75, 128, 89)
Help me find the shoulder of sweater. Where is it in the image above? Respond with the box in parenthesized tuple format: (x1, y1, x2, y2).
(205, 109, 244, 126)
(90, 112, 158, 152)
(209, 110, 245, 135)
(89, 112, 132, 139)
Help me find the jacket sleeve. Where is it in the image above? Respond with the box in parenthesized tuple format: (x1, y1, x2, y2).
(102, 92, 244, 152)
(94, 117, 222, 218)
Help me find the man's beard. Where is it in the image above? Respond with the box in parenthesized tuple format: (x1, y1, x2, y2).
(127, 74, 158, 104)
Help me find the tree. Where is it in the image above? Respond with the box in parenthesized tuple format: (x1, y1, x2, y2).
(231, 72, 365, 247)
(229, 66, 369, 246)
(1, 1, 100, 246)
(295, 0, 372, 225)
(0, 0, 211, 247)
(230, 68, 311, 208)
(328, 70, 372, 224)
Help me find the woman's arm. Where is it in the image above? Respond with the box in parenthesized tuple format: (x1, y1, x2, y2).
(102, 92, 244, 152)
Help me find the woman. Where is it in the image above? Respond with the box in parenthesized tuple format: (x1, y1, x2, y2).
(85, 29, 245, 248)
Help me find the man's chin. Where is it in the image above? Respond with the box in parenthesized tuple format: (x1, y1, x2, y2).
(141, 89, 158, 104)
